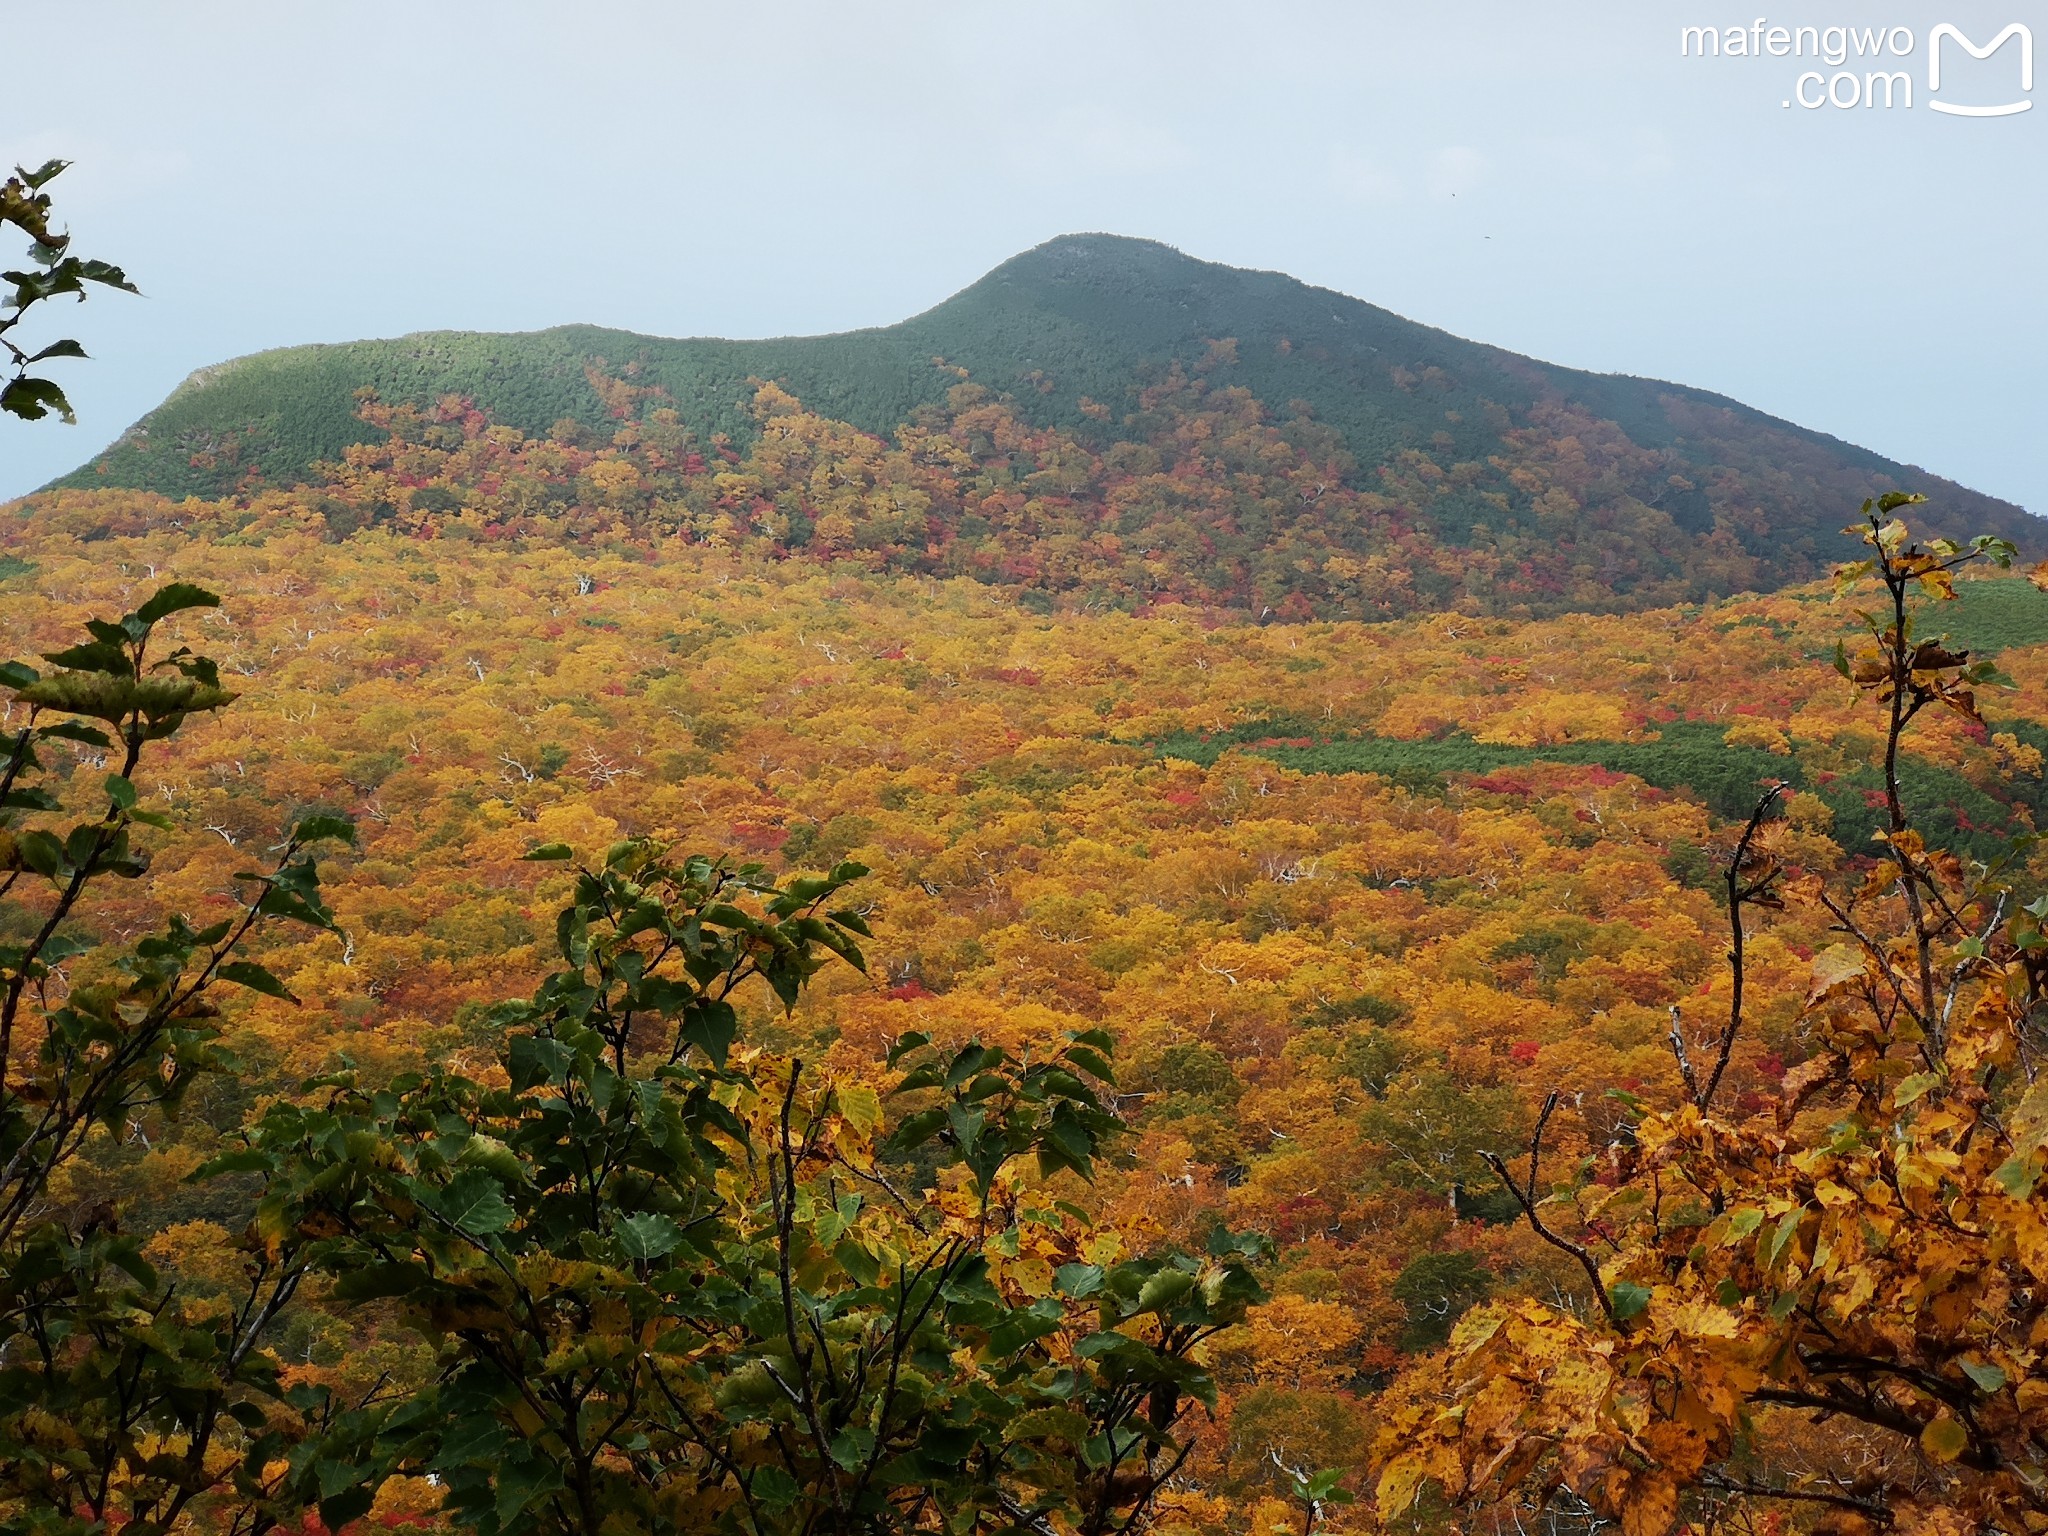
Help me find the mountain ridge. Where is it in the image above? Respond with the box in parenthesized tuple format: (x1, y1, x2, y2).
(38, 233, 2037, 615)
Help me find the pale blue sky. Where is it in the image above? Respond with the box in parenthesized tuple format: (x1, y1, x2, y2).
(3, 1, 2042, 511)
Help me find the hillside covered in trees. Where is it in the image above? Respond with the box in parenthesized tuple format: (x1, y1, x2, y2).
(52, 235, 2036, 607)
(5, 453, 2048, 1531)
(27, 363, 2041, 627)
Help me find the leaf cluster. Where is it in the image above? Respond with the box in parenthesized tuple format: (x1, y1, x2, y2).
(224, 840, 1268, 1536)
(1376, 510, 2048, 1536)
(0, 160, 136, 425)
(0, 586, 351, 1536)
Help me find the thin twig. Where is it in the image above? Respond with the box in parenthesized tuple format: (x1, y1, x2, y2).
(1701, 784, 1787, 1110)
(1482, 1092, 1618, 1325)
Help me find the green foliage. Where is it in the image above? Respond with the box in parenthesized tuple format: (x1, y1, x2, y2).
(1361, 1072, 1531, 1198)
(0, 588, 350, 1536)
(1, 160, 137, 425)
(1930, 576, 2048, 658)
(231, 840, 1268, 1536)
(1158, 718, 2047, 865)
(1335, 1029, 1412, 1099)
(1215, 1386, 1368, 1511)
(885, 1027, 1124, 1197)
(1149, 1041, 1244, 1105)
(1661, 839, 1719, 891)
(1302, 993, 1407, 1031)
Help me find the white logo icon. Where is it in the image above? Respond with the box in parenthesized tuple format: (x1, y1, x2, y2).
(1928, 22, 2033, 115)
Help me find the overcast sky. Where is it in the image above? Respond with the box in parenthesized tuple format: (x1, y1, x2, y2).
(3, 0, 2043, 512)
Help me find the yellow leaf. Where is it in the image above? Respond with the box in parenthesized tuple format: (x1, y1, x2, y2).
(1619, 1474, 1679, 1536)
(1007, 1254, 1055, 1298)
(1377, 1460, 1427, 1515)
(1449, 1304, 1506, 1353)
(1665, 1298, 1741, 1340)
(1920, 1412, 1968, 1463)
(837, 1083, 883, 1138)
(1805, 946, 1866, 1006)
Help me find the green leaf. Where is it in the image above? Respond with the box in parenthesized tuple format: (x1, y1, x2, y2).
(885, 1108, 947, 1154)
(2, 375, 75, 423)
(829, 1425, 876, 1471)
(680, 998, 737, 1066)
(1304, 1468, 1350, 1501)
(1065, 1046, 1115, 1083)
(1894, 1072, 1943, 1107)
(133, 583, 220, 626)
(38, 719, 107, 746)
(944, 1042, 995, 1090)
(103, 772, 136, 809)
(886, 1030, 931, 1068)
(828, 906, 874, 937)
(38, 639, 130, 677)
(1722, 1208, 1765, 1243)
(618, 1213, 683, 1261)
(1609, 1282, 1652, 1321)
(1960, 1358, 2007, 1394)
(217, 960, 297, 1002)
(431, 1170, 516, 1237)
(828, 1238, 878, 1287)
(1993, 1154, 2038, 1199)
(73, 258, 138, 295)
(1137, 1269, 1196, 1313)
(103, 1239, 159, 1290)
(984, 1298, 1064, 1354)
(30, 935, 84, 972)
(292, 811, 356, 846)
(15, 829, 62, 878)
(253, 861, 336, 929)
(1763, 1208, 1804, 1271)
(751, 1466, 801, 1510)
(522, 841, 574, 860)
(1003, 1406, 1092, 1445)
(317, 1486, 376, 1531)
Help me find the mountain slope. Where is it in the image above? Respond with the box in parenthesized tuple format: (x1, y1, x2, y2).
(51, 233, 2037, 586)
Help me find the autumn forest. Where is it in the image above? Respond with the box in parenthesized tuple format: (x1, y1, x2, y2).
(5, 186, 2048, 1536)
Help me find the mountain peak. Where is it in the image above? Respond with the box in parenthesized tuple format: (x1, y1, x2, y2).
(36, 233, 2032, 602)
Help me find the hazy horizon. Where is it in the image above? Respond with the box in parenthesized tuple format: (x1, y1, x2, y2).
(4, 0, 2043, 513)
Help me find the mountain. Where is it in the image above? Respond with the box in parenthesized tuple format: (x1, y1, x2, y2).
(45, 234, 2037, 613)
